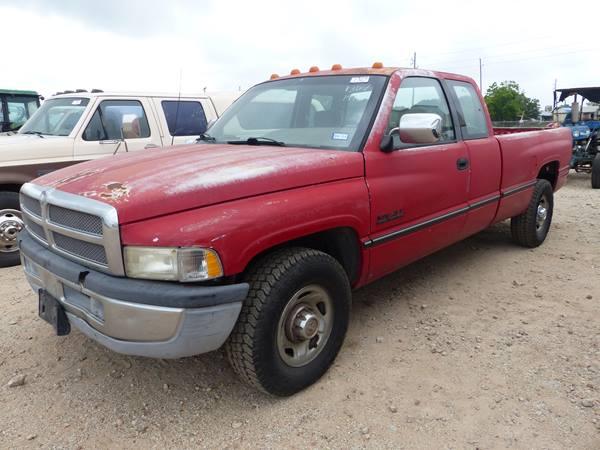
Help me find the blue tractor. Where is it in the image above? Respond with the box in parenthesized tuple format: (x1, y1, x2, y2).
(554, 87, 600, 188)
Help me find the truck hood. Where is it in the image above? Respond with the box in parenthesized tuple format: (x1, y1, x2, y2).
(0, 134, 68, 146)
(34, 144, 365, 224)
(0, 134, 72, 164)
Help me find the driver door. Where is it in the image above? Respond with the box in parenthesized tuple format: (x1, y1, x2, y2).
(74, 98, 162, 161)
(364, 76, 470, 280)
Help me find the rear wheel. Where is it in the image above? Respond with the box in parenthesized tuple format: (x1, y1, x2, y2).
(592, 154, 600, 189)
(226, 247, 351, 396)
(510, 179, 553, 248)
(0, 191, 23, 268)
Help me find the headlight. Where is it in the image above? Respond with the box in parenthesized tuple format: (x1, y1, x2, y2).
(573, 130, 580, 138)
(123, 247, 223, 282)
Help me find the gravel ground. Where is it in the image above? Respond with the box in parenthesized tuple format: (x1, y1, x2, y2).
(1, 172, 599, 449)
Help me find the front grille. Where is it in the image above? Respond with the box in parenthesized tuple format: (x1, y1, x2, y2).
(23, 216, 47, 242)
(49, 205, 103, 235)
(53, 232, 108, 265)
(19, 183, 124, 275)
(21, 195, 42, 217)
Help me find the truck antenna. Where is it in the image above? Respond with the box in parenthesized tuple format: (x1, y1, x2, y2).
(170, 69, 183, 146)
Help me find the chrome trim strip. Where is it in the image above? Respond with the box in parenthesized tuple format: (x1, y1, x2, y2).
(20, 183, 125, 276)
(501, 180, 537, 197)
(364, 180, 538, 249)
(364, 193, 503, 248)
(365, 205, 470, 248)
(470, 195, 501, 210)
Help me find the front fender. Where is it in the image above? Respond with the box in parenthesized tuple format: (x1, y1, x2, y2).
(120, 178, 371, 276)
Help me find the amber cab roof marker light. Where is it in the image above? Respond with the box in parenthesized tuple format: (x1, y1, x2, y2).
(309, 66, 319, 73)
(372, 62, 384, 69)
(270, 74, 279, 80)
(331, 64, 342, 70)
(290, 69, 301, 75)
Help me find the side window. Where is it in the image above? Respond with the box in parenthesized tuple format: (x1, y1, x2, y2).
(83, 100, 150, 141)
(448, 81, 489, 139)
(387, 77, 455, 147)
(161, 101, 207, 136)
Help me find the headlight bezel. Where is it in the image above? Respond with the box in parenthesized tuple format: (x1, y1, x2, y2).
(123, 246, 224, 282)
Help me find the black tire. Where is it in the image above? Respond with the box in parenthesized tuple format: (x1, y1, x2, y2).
(510, 179, 554, 248)
(226, 247, 351, 396)
(0, 191, 23, 268)
(592, 154, 600, 189)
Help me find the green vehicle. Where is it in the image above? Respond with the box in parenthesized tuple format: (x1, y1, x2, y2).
(0, 89, 42, 133)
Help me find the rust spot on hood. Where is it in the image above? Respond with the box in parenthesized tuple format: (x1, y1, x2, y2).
(98, 182, 131, 202)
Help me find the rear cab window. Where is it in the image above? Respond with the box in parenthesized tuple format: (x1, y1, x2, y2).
(161, 100, 208, 136)
(447, 81, 489, 139)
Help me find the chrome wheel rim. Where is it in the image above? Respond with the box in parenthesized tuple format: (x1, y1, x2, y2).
(536, 196, 548, 230)
(0, 209, 24, 253)
(276, 285, 334, 368)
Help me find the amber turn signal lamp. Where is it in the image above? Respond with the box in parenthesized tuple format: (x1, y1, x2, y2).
(331, 64, 342, 70)
(290, 68, 301, 75)
(372, 61, 384, 68)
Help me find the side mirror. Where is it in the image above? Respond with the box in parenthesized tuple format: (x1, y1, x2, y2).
(395, 113, 442, 145)
(379, 113, 443, 152)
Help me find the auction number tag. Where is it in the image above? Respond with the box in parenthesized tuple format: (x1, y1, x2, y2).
(350, 76, 370, 83)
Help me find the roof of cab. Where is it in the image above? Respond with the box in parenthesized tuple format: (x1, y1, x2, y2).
(50, 91, 216, 99)
(270, 65, 476, 85)
(0, 89, 40, 96)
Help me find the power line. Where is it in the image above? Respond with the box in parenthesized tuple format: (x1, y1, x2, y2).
(421, 47, 600, 72)
(422, 42, 600, 67)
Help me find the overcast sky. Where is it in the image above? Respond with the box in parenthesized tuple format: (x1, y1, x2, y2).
(2, 0, 599, 107)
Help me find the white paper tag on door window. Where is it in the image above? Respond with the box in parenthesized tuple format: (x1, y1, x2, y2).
(71, 100, 82, 105)
(350, 76, 370, 83)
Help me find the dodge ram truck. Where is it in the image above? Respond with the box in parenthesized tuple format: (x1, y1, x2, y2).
(0, 90, 240, 267)
(18, 64, 572, 396)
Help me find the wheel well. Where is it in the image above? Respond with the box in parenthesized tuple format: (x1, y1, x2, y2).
(0, 184, 22, 193)
(244, 227, 362, 285)
(537, 161, 558, 189)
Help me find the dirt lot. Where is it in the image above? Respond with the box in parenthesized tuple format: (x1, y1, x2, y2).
(1, 172, 598, 449)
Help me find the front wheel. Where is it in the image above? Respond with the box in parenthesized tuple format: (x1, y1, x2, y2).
(226, 248, 351, 396)
(0, 191, 24, 268)
(510, 179, 554, 248)
(592, 154, 600, 189)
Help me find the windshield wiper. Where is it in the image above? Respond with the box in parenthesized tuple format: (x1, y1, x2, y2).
(227, 137, 285, 147)
(22, 131, 46, 138)
(196, 132, 216, 142)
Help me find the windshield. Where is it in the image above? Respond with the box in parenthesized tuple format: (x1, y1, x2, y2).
(206, 75, 387, 151)
(20, 97, 90, 136)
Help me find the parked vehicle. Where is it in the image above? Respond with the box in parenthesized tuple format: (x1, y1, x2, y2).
(553, 87, 600, 188)
(0, 89, 41, 133)
(0, 90, 239, 266)
(18, 64, 571, 395)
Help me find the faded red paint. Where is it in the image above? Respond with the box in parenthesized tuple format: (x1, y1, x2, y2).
(31, 67, 573, 287)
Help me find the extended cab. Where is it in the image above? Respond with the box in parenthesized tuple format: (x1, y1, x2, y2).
(0, 90, 239, 266)
(18, 65, 572, 396)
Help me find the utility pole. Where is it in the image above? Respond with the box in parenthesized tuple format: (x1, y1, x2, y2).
(479, 58, 483, 90)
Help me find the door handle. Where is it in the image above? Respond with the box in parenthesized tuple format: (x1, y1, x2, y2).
(144, 143, 160, 149)
(456, 157, 469, 171)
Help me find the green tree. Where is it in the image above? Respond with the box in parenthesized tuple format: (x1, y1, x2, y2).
(484, 81, 541, 121)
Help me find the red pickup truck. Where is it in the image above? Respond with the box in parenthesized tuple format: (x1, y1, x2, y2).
(18, 65, 571, 396)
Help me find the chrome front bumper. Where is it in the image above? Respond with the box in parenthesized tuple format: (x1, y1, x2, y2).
(19, 231, 248, 358)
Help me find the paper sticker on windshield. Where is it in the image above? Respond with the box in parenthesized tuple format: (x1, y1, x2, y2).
(332, 132, 349, 141)
(350, 76, 370, 83)
(71, 100, 82, 105)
